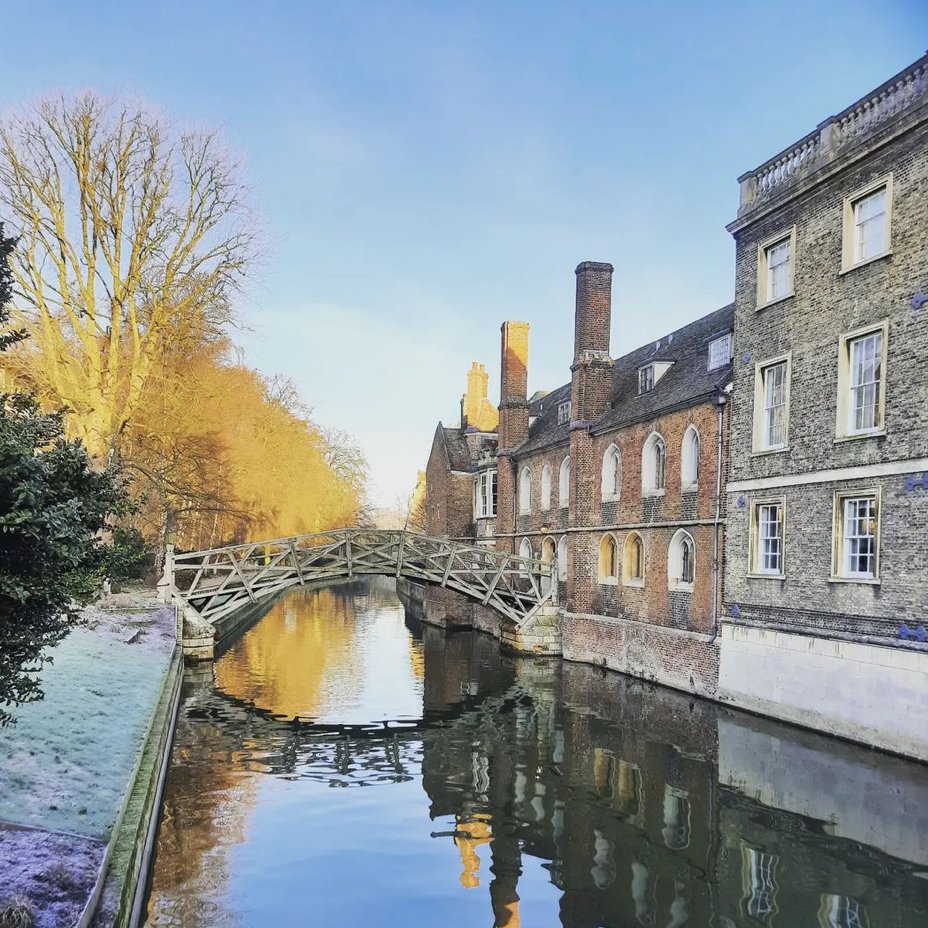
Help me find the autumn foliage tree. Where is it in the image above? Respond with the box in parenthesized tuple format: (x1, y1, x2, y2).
(0, 93, 253, 461)
(0, 94, 368, 556)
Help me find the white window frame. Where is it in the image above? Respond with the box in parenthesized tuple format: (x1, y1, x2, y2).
(556, 535, 567, 580)
(540, 463, 552, 511)
(557, 401, 571, 425)
(831, 489, 880, 583)
(752, 354, 791, 453)
(473, 469, 498, 519)
(842, 175, 893, 272)
(601, 443, 621, 501)
(642, 432, 666, 496)
(667, 529, 695, 591)
(638, 365, 655, 394)
(518, 466, 533, 514)
(756, 227, 796, 308)
(707, 333, 732, 370)
(749, 497, 785, 578)
(681, 425, 700, 488)
(558, 455, 570, 508)
(836, 322, 887, 440)
(622, 531, 645, 588)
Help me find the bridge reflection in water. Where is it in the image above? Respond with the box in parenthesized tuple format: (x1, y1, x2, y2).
(145, 580, 928, 927)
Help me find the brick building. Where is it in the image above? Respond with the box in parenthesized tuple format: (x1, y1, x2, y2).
(419, 262, 734, 695)
(719, 54, 928, 758)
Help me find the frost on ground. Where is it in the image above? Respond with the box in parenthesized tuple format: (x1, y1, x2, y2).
(0, 595, 175, 926)
(0, 823, 104, 928)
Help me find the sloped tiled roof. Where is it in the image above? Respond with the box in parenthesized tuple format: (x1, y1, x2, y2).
(439, 425, 475, 472)
(515, 304, 734, 457)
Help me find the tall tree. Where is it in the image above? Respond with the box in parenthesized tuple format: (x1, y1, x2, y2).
(0, 93, 255, 460)
(0, 226, 129, 716)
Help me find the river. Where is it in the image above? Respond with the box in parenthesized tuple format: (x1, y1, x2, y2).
(144, 579, 928, 927)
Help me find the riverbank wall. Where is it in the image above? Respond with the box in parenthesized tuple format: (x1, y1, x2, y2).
(398, 578, 927, 762)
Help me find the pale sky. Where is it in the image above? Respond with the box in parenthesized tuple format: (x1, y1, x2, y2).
(2, 2, 926, 505)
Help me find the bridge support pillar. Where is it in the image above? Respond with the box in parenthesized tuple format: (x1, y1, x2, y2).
(180, 605, 217, 662)
(500, 605, 562, 656)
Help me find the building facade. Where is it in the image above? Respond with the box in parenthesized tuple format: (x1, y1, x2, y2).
(412, 53, 928, 760)
(719, 53, 928, 758)
(419, 262, 733, 696)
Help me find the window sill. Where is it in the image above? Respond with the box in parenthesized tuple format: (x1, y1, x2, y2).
(839, 249, 892, 275)
(643, 489, 666, 498)
(828, 575, 881, 586)
(751, 446, 789, 458)
(681, 482, 699, 493)
(599, 577, 618, 587)
(540, 506, 551, 513)
(518, 510, 531, 516)
(834, 429, 886, 444)
(601, 494, 620, 503)
(746, 572, 785, 581)
(669, 582, 693, 593)
(622, 578, 645, 589)
(755, 292, 795, 312)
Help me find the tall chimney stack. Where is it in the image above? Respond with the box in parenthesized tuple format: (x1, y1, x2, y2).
(571, 261, 614, 423)
(495, 321, 529, 553)
(498, 321, 529, 449)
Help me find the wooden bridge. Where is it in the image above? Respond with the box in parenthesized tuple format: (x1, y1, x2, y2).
(164, 530, 557, 656)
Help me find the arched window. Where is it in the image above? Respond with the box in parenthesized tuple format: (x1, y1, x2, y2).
(559, 455, 570, 507)
(540, 464, 552, 511)
(682, 425, 700, 487)
(599, 534, 618, 583)
(623, 532, 644, 586)
(541, 536, 556, 564)
(668, 530, 696, 590)
(557, 535, 568, 580)
(601, 443, 622, 500)
(519, 467, 533, 514)
(540, 536, 556, 595)
(519, 536, 533, 560)
(643, 433, 666, 494)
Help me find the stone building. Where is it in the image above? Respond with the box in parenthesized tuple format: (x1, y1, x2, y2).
(719, 53, 928, 759)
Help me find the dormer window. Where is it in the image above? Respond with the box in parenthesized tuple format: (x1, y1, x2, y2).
(638, 366, 654, 394)
(557, 401, 571, 424)
(708, 334, 732, 371)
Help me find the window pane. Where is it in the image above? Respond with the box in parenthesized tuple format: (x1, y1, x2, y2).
(766, 240, 790, 301)
(756, 503, 782, 573)
(854, 189, 887, 261)
(848, 333, 882, 433)
(841, 496, 877, 578)
(763, 362, 788, 448)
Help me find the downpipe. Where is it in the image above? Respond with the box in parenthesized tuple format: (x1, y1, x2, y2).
(709, 393, 727, 643)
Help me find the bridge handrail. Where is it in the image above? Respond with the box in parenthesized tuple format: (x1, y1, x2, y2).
(170, 528, 553, 575)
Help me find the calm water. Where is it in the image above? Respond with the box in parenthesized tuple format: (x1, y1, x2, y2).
(145, 580, 928, 927)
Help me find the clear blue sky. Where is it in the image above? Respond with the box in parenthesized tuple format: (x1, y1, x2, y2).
(3, 2, 925, 505)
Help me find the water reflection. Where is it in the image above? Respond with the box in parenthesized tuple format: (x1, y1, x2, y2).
(146, 580, 928, 927)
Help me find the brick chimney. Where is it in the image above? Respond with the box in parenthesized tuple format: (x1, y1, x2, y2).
(571, 261, 614, 423)
(496, 321, 529, 553)
(461, 362, 498, 431)
(567, 261, 614, 613)
(498, 321, 529, 450)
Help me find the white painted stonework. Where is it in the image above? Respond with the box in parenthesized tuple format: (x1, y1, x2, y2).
(718, 623, 928, 761)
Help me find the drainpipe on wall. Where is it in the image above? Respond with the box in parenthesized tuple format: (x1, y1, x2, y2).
(710, 392, 727, 642)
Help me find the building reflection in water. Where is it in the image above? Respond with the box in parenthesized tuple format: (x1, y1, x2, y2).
(145, 581, 928, 927)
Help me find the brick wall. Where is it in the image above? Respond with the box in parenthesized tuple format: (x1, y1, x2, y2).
(424, 434, 473, 539)
(562, 612, 720, 698)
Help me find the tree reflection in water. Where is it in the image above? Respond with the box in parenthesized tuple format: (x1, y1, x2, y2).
(145, 580, 928, 927)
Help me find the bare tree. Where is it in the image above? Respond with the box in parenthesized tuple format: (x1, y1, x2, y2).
(0, 93, 255, 460)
